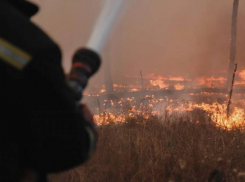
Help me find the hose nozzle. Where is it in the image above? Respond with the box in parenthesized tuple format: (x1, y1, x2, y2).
(68, 48, 101, 101)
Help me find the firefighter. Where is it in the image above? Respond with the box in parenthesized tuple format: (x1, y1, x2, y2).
(0, 0, 99, 181)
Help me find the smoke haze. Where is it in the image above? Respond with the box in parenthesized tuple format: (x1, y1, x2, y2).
(29, 0, 245, 89)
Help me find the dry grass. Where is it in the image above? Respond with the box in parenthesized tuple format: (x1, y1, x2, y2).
(49, 110, 245, 182)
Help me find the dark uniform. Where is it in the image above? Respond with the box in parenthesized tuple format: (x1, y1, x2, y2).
(0, 0, 98, 181)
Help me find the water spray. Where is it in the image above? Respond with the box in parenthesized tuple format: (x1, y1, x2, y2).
(86, 0, 125, 53)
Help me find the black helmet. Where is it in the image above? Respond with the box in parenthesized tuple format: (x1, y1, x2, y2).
(5, 0, 39, 17)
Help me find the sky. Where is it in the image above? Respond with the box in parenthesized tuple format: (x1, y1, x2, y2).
(29, 0, 245, 87)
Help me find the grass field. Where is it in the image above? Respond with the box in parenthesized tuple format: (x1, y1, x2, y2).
(49, 109, 245, 182)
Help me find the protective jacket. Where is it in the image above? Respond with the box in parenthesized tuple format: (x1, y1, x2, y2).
(0, 0, 97, 181)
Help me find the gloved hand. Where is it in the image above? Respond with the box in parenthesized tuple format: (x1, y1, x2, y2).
(81, 104, 97, 126)
(80, 104, 98, 138)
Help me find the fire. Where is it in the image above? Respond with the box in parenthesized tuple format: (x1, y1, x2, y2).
(94, 113, 126, 125)
(195, 76, 226, 88)
(127, 97, 134, 101)
(239, 69, 245, 80)
(129, 88, 140, 92)
(86, 70, 245, 130)
(189, 92, 228, 97)
(94, 97, 245, 130)
(174, 83, 185, 90)
(169, 76, 185, 81)
(166, 102, 245, 130)
(100, 89, 106, 93)
(92, 71, 245, 96)
(234, 81, 245, 86)
(150, 79, 169, 89)
(113, 84, 125, 88)
(91, 91, 245, 130)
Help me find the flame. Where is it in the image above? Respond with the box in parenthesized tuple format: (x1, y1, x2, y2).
(100, 89, 106, 93)
(166, 102, 245, 130)
(87, 71, 245, 129)
(113, 84, 125, 88)
(94, 98, 245, 130)
(174, 83, 185, 90)
(239, 69, 245, 80)
(127, 97, 134, 101)
(169, 76, 185, 81)
(129, 88, 140, 92)
(195, 76, 226, 88)
(234, 81, 245, 86)
(92, 92, 245, 130)
(150, 79, 169, 89)
(117, 73, 245, 91)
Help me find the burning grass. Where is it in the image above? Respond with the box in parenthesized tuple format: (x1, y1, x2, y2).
(49, 109, 245, 182)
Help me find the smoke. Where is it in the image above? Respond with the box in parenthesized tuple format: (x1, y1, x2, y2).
(30, 0, 245, 89)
